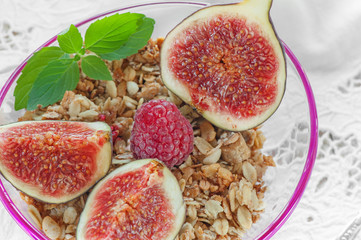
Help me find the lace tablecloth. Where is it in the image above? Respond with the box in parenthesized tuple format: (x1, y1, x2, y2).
(1, 0, 361, 239)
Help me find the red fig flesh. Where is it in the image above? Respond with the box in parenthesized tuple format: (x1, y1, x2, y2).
(76, 159, 185, 240)
(161, 0, 286, 131)
(0, 121, 112, 203)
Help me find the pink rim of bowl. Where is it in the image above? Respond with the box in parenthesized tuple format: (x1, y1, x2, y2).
(0, 2, 318, 240)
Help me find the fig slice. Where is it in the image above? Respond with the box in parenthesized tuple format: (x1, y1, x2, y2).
(160, 0, 286, 131)
(0, 121, 112, 203)
(76, 159, 185, 240)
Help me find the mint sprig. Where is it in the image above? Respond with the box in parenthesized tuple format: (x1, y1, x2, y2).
(14, 13, 155, 111)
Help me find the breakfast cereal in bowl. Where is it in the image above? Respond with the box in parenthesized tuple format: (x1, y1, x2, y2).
(0, 1, 318, 239)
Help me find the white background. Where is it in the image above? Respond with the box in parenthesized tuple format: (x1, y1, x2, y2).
(1, 0, 361, 239)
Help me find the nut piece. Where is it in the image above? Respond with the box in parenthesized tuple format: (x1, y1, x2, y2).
(78, 109, 99, 121)
(187, 205, 198, 220)
(229, 182, 239, 212)
(200, 121, 216, 142)
(123, 66, 136, 81)
(218, 167, 233, 183)
(63, 207, 77, 224)
(240, 184, 253, 208)
(126, 81, 139, 96)
(68, 101, 81, 118)
(201, 164, 220, 178)
(106, 81, 117, 98)
(179, 222, 195, 240)
(194, 137, 213, 155)
(221, 134, 251, 163)
(42, 216, 61, 240)
(28, 205, 42, 228)
(203, 147, 221, 165)
(242, 161, 258, 185)
(212, 219, 229, 236)
(205, 199, 223, 219)
(65, 225, 77, 234)
(237, 206, 252, 230)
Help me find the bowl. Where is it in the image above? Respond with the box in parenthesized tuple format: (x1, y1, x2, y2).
(0, 1, 318, 239)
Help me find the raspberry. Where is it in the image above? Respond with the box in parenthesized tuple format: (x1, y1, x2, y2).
(130, 99, 194, 168)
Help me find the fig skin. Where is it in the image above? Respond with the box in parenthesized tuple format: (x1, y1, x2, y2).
(160, 0, 286, 131)
(0, 120, 112, 204)
(76, 159, 186, 240)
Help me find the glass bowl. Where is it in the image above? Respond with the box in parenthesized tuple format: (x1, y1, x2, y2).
(0, 1, 318, 240)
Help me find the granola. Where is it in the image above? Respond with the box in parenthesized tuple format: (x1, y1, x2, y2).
(19, 39, 275, 240)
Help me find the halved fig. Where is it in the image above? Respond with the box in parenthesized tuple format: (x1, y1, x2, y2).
(77, 159, 185, 240)
(161, 0, 286, 131)
(0, 121, 112, 203)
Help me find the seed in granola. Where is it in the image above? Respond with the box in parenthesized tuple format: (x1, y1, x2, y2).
(106, 81, 117, 98)
(238, 182, 253, 208)
(187, 205, 198, 220)
(237, 206, 252, 230)
(127, 81, 139, 96)
(63, 207, 77, 224)
(68, 101, 81, 118)
(124, 66, 136, 81)
(42, 216, 61, 240)
(28, 205, 42, 228)
(213, 218, 229, 236)
(194, 137, 213, 155)
(242, 161, 258, 185)
(203, 147, 221, 165)
(229, 182, 239, 212)
(78, 109, 99, 121)
(205, 199, 223, 219)
(200, 121, 216, 142)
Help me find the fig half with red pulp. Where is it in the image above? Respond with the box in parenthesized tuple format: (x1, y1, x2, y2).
(76, 159, 185, 240)
(0, 121, 112, 203)
(161, 0, 286, 131)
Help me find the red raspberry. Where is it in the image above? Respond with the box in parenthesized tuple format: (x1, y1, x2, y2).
(130, 99, 194, 168)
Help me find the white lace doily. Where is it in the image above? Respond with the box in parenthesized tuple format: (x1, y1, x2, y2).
(1, 0, 361, 239)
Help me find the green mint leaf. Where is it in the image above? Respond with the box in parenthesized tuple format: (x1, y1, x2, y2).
(81, 55, 112, 80)
(14, 46, 66, 110)
(27, 59, 79, 110)
(84, 12, 144, 54)
(57, 24, 83, 54)
(60, 53, 71, 59)
(100, 17, 155, 60)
